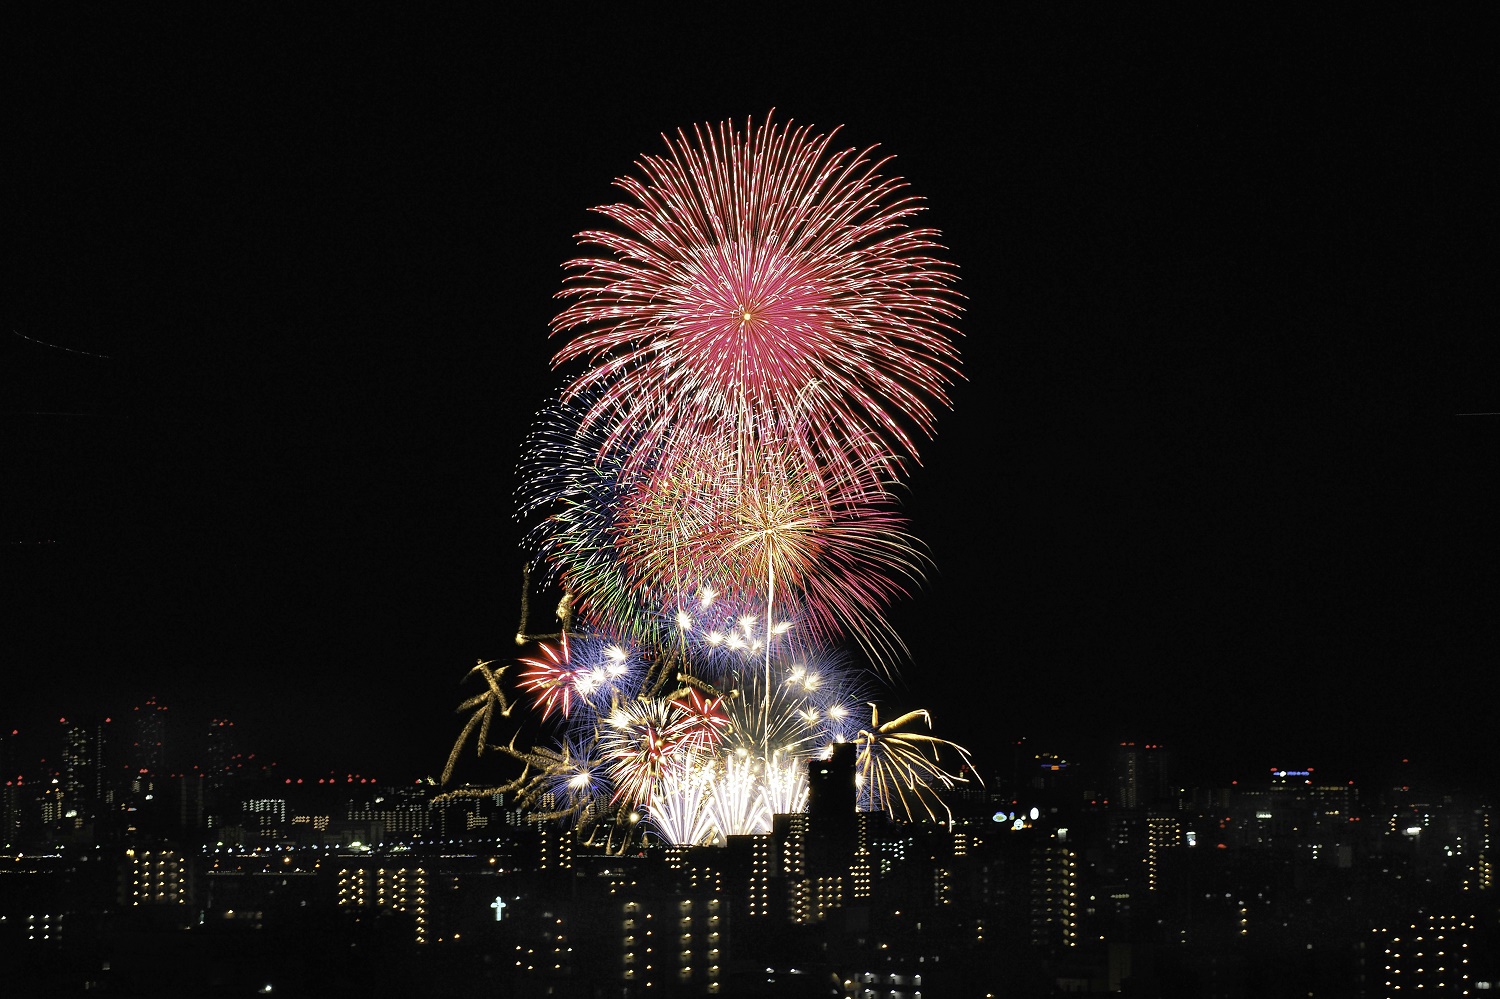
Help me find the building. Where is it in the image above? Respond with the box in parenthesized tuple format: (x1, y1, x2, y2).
(60, 715, 112, 829)
(1371, 913, 1480, 996)
(120, 846, 195, 909)
(619, 893, 724, 995)
(337, 865, 431, 944)
(127, 697, 169, 776)
(1029, 836, 1078, 951)
(1110, 742, 1175, 811)
(1145, 814, 1183, 892)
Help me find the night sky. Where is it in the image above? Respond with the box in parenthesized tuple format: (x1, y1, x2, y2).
(8, 11, 1492, 790)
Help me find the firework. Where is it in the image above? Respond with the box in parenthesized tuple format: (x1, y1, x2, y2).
(597, 696, 711, 808)
(853, 705, 976, 823)
(703, 749, 777, 838)
(782, 654, 871, 746)
(720, 665, 821, 762)
(645, 762, 721, 845)
(539, 734, 613, 820)
(441, 658, 515, 787)
(663, 585, 799, 682)
(667, 685, 732, 751)
(516, 386, 656, 639)
(614, 431, 928, 666)
(443, 622, 970, 839)
(517, 635, 581, 720)
(551, 113, 962, 482)
(444, 114, 973, 850)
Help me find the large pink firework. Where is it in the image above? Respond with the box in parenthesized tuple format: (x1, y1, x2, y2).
(551, 113, 962, 481)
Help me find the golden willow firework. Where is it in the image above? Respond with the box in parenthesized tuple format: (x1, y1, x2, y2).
(444, 113, 973, 849)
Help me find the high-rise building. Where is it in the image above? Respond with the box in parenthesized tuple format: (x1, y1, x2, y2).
(1111, 742, 1175, 811)
(1030, 836, 1079, 951)
(244, 797, 287, 831)
(1371, 913, 1479, 996)
(1467, 806, 1493, 893)
(170, 774, 206, 832)
(204, 717, 242, 797)
(618, 894, 723, 993)
(60, 715, 111, 827)
(807, 743, 857, 876)
(773, 812, 809, 922)
(768, 747, 864, 926)
(851, 811, 876, 900)
(337, 866, 431, 944)
(120, 847, 195, 908)
(1145, 814, 1183, 892)
(0, 782, 22, 848)
(127, 697, 168, 776)
(723, 833, 774, 917)
(808, 743, 857, 819)
(0, 730, 22, 848)
(1029, 749, 1086, 809)
(536, 823, 574, 871)
(1234, 767, 1359, 859)
(345, 786, 430, 841)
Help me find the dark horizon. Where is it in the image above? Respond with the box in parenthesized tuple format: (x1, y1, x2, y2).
(8, 12, 1492, 796)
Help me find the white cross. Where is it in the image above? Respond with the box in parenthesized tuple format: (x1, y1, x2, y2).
(491, 896, 507, 921)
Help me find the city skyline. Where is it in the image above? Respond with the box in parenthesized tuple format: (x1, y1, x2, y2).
(4, 688, 1493, 995)
(3, 692, 1489, 808)
(9, 13, 1491, 795)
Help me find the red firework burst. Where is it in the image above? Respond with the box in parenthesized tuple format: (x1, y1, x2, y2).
(668, 686, 731, 752)
(517, 635, 581, 720)
(551, 113, 961, 480)
(600, 699, 689, 807)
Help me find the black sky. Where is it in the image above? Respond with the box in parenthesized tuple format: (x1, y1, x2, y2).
(7, 10, 1493, 790)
